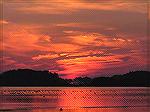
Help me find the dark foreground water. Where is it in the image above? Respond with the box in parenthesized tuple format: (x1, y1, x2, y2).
(0, 87, 149, 112)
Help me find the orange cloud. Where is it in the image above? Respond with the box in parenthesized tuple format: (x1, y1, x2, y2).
(32, 54, 59, 60)
(3, 24, 49, 52)
(66, 31, 138, 48)
(69, 35, 97, 45)
(0, 20, 9, 24)
(50, 44, 81, 53)
(57, 55, 124, 78)
(15, 0, 147, 15)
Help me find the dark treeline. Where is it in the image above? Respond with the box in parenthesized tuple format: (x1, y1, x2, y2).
(0, 69, 68, 87)
(0, 69, 150, 87)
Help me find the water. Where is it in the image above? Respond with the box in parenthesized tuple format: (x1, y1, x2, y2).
(0, 87, 149, 112)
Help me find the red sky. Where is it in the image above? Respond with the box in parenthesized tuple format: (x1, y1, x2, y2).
(0, 0, 150, 78)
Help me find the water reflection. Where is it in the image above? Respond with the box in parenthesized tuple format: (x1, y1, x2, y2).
(3, 107, 149, 112)
(0, 87, 149, 112)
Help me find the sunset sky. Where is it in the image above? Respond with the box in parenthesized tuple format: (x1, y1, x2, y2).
(0, 0, 150, 78)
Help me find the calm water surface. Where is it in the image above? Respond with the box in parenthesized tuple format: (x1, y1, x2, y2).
(0, 87, 149, 112)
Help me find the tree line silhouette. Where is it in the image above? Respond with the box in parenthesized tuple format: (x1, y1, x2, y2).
(0, 69, 149, 87)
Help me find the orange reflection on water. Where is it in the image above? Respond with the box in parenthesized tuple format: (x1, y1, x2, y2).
(1, 88, 149, 112)
(35, 108, 149, 112)
(57, 88, 115, 108)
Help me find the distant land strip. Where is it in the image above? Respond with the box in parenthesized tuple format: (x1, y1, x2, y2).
(0, 69, 150, 87)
